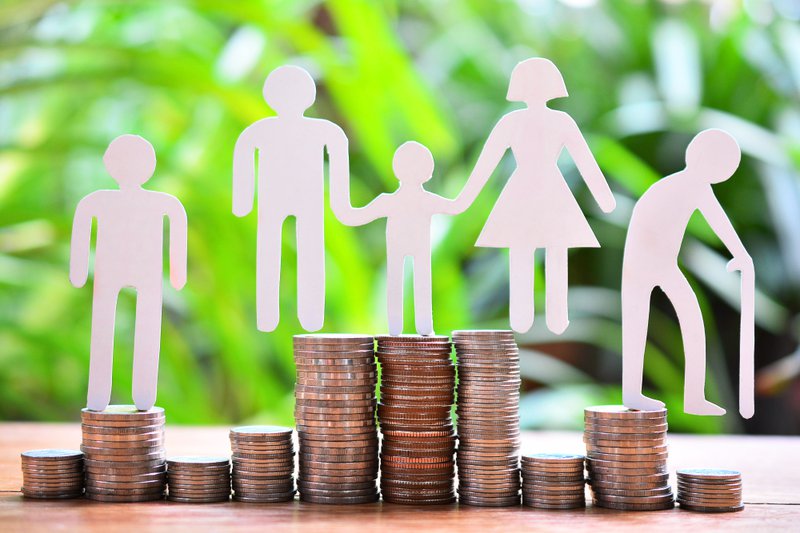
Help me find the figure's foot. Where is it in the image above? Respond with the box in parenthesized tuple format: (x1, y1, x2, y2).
(299, 313, 323, 333)
(86, 399, 109, 412)
(389, 323, 403, 336)
(685, 398, 726, 416)
(510, 310, 534, 334)
(257, 311, 280, 333)
(133, 396, 156, 411)
(623, 392, 665, 412)
(546, 314, 569, 335)
(415, 320, 433, 337)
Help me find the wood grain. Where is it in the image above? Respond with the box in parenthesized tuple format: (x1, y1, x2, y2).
(1, 423, 797, 532)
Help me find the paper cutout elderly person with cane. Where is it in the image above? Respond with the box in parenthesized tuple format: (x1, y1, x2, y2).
(70, 135, 187, 411)
(233, 65, 349, 332)
(622, 129, 755, 418)
(455, 57, 616, 334)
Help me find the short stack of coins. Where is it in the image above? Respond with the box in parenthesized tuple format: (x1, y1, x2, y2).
(20, 449, 84, 499)
(81, 405, 166, 502)
(230, 426, 295, 503)
(677, 469, 743, 513)
(376, 335, 456, 505)
(167, 456, 231, 503)
(521, 453, 585, 509)
(294, 334, 380, 504)
(453, 329, 521, 507)
(584, 405, 673, 511)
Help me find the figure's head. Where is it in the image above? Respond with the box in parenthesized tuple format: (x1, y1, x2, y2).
(103, 134, 156, 188)
(393, 141, 434, 185)
(685, 129, 741, 184)
(262, 65, 316, 116)
(507, 57, 568, 105)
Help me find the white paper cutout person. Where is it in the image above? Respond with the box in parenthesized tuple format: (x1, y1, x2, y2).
(335, 142, 465, 335)
(70, 135, 187, 411)
(233, 65, 349, 332)
(622, 129, 755, 418)
(455, 58, 616, 334)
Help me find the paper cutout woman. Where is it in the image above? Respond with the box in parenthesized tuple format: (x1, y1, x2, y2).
(622, 129, 755, 417)
(335, 141, 466, 335)
(233, 66, 349, 332)
(70, 135, 187, 411)
(456, 58, 616, 334)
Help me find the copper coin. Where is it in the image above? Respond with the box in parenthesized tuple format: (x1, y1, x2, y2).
(584, 405, 667, 420)
(85, 492, 163, 502)
(678, 502, 744, 513)
(299, 493, 379, 504)
(81, 405, 165, 420)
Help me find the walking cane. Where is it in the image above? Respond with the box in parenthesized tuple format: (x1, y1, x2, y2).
(739, 267, 755, 419)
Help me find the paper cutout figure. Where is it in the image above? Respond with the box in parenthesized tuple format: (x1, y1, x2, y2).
(621, 129, 755, 418)
(233, 65, 349, 332)
(335, 142, 465, 335)
(455, 57, 616, 334)
(70, 135, 187, 411)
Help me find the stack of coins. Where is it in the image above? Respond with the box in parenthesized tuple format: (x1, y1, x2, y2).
(677, 469, 743, 513)
(20, 449, 84, 499)
(376, 335, 456, 505)
(294, 334, 379, 504)
(167, 456, 231, 503)
(81, 406, 167, 502)
(230, 426, 295, 503)
(521, 453, 585, 509)
(584, 405, 673, 511)
(453, 330, 521, 507)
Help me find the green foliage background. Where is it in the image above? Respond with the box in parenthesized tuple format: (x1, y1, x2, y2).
(1, 0, 798, 434)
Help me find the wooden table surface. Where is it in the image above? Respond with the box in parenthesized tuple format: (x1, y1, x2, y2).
(0, 423, 797, 532)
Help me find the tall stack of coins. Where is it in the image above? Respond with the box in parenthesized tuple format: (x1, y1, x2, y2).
(167, 456, 231, 503)
(376, 335, 456, 505)
(584, 405, 673, 511)
(521, 453, 585, 509)
(294, 334, 380, 504)
(677, 469, 743, 513)
(81, 406, 167, 502)
(230, 426, 295, 503)
(453, 330, 521, 507)
(20, 449, 84, 499)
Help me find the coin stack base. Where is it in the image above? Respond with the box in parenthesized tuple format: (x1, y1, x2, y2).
(454, 330, 521, 507)
(81, 406, 166, 503)
(295, 334, 379, 505)
(521, 453, 585, 510)
(230, 426, 295, 503)
(584, 405, 673, 511)
(377, 335, 456, 505)
(167, 456, 231, 503)
(20, 449, 84, 499)
(677, 469, 743, 513)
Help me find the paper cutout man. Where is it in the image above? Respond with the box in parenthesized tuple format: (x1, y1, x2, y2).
(621, 129, 755, 418)
(233, 65, 349, 332)
(70, 135, 187, 411)
(455, 57, 616, 334)
(335, 142, 465, 335)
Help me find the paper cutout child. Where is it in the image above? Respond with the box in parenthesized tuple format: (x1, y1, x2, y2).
(335, 141, 465, 335)
(233, 65, 349, 332)
(455, 57, 616, 334)
(622, 129, 755, 417)
(70, 135, 187, 411)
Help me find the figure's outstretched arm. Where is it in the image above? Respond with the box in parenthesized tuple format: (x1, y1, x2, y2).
(455, 115, 512, 208)
(69, 195, 95, 288)
(325, 123, 353, 223)
(233, 125, 257, 217)
(563, 116, 616, 213)
(698, 188, 752, 271)
(165, 196, 188, 290)
(339, 194, 391, 226)
(428, 193, 467, 215)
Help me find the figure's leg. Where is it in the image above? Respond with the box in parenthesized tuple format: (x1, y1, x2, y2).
(662, 271, 726, 416)
(412, 254, 434, 336)
(296, 212, 325, 332)
(545, 247, 569, 335)
(132, 284, 163, 411)
(509, 248, 535, 333)
(621, 277, 664, 411)
(386, 255, 404, 336)
(256, 213, 284, 332)
(87, 282, 119, 411)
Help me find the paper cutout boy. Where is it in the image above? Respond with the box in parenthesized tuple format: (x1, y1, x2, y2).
(335, 141, 465, 335)
(233, 65, 349, 332)
(622, 129, 754, 417)
(70, 135, 187, 411)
